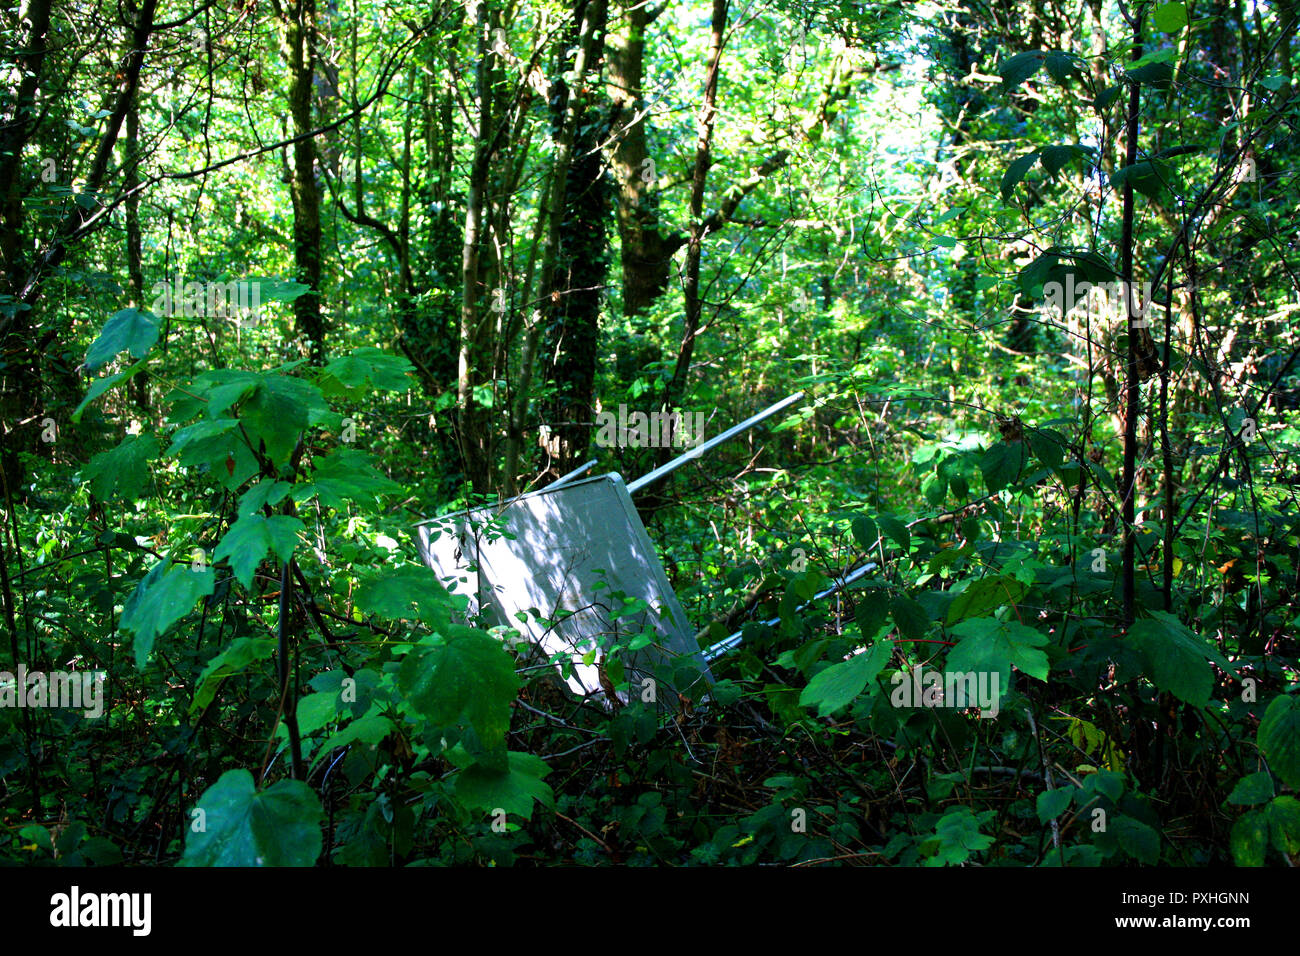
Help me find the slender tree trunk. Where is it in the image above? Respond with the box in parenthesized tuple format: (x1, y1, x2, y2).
(607, 0, 671, 317)
(1119, 12, 1144, 627)
(666, 0, 729, 410)
(280, 0, 327, 364)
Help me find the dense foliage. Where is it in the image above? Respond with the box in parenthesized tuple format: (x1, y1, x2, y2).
(1, 0, 1298, 866)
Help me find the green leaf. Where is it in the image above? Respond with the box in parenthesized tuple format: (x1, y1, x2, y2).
(354, 565, 453, 627)
(889, 593, 930, 641)
(71, 358, 149, 423)
(120, 562, 216, 669)
(798, 642, 892, 717)
(709, 679, 743, 706)
(1266, 796, 1300, 855)
(1258, 695, 1300, 790)
(930, 807, 994, 865)
(980, 441, 1025, 493)
(310, 713, 395, 771)
(1226, 771, 1274, 806)
(294, 692, 340, 735)
(318, 347, 414, 398)
(246, 276, 311, 303)
(81, 433, 158, 501)
(85, 308, 160, 371)
(237, 479, 292, 518)
(1111, 816, 1160, 864)
(1152, 1, 1188, 33)
(1025, 426, 1067, 468)
(1129, 611, 1218, 708)
(213, 514, 304, 590)
(855, 596, 889, 641)
(1000, 151, 1039, 201)
(946, 575, 1028, 624)
(1093, 85, 1123, 110)
(1230, 809, 1269, 866)
(851, 515, 879, 551)
(1111, 159, 1174, 198)
(998, 50, 1044, 92)
(1081, 769, 1125, 802)
(240, 376, 320, 468)
(296, 448, 401, 510)
(397, 629, 520, 771)
(181, 769, 323, 867)
(190, 637, 277, 713)
(1043, 50, 1082, 84)
(876, 513, 910, 555)
(452, 752, 554, 819)
(1036, 788, 1072, 823)
(1125, 60, 1174, 89)
(166, 417, 259, 491)
(205, 373, 261, 418)
(949, 617, 1050, 686)
(1040, 144, 1093, 177)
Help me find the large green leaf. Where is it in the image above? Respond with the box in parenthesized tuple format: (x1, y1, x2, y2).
(998, 50, 1044, 92)
(1227, 771, 1275, 806)
(1230, 809, 1269, 866)
(120, 562, 216, 669)
(245, 275, 312, 303)
(876, 513, 910, 555)
(72, 359, 148, 423)
(453, 751, 554, 819)
(237, 479, 292, 518)
(189, 637, 277, 713)
(1111, 816, 1160, 864)
(946, 575, 1028, 624)
(1129, 611, 1223, 708)
(1000, 151, 1039, 201)
(166, 417, 259, 490)
(979, 441, 1025, 493)
(240, 376, 323, 468)
(1153, 1, 1188, 32)
(354, 565, 453, 627)
(1266, 796, 1300, 856)
(85, 308, 159, 370)
(181, 769, 323, 867)
(854, 595, 889, 641)
(81, 433, 158, 501)
(1258, 695, 1300, 790)
(1039, 143, 1094, 177)
(799, 641, 892, 717)
(310, 713, 395, 772)
(212, 514, 304, 589)
(397, 629, 520, 771)
(1036, 788, 1072, 824)
(318, 347, 414, 398)
(948, 617, 1050, 687)
(889, 593, 930, 641)
(850, 514, 879, 551)
(1111, 159, 1175, 198)
(295, 448, 401, 510)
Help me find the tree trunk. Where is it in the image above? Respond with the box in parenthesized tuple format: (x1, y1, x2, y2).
(607, 0, 672, 317)
(280, 0, 327, 364)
